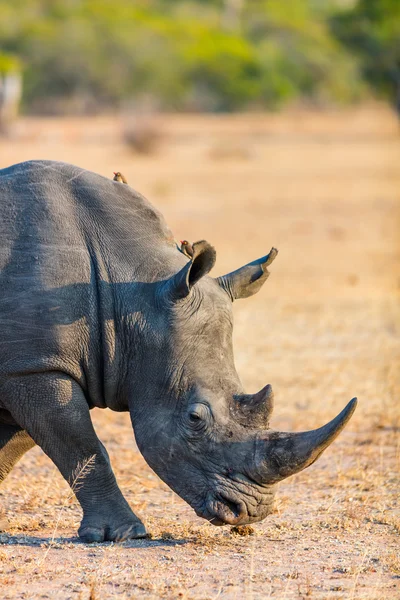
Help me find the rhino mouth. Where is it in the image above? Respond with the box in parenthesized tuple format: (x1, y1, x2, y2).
(193, 471, 277, 526)
(196, 492, 247, 526)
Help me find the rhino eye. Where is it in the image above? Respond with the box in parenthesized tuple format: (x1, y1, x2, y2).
(189, 412, 201, 422)
(187, 403, 210, 431)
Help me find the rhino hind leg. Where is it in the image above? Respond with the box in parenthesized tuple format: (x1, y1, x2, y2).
(0, 423, 35, 483)
(1, 373, 147, 543)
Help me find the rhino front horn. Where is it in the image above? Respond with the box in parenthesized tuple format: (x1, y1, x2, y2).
(255, 398, 357, 484)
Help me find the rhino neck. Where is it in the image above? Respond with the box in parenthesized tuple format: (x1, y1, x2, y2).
(86, 241, 187, 413)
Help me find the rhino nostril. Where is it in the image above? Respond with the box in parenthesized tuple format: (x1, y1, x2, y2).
(226, 499, 241, 519)
(220, 494, 246, 523)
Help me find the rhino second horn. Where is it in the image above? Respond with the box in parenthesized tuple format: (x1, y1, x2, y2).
(232, 384, 274, 428)
(255, 398, 357, 484)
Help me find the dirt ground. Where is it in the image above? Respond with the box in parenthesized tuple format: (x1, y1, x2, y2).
(0, 106, 399, 599)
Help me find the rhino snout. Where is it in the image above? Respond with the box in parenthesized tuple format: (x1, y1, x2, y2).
(196, 481, 276, 527)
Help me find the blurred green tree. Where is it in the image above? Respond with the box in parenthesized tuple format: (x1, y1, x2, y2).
(0, 0, 386, 113)
(331, 0, 400, 109)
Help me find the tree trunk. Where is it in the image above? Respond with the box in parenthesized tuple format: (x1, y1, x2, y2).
(0, 72, 22, 136)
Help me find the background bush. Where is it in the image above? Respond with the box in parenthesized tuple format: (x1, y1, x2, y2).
(0, 0, 397, 114)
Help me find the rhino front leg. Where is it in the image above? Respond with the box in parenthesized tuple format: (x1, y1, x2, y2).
(0, 424, 35, 483)
(2, 373, 147, 543)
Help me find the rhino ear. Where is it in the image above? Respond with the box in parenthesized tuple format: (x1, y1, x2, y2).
(216, 247, 278, 301)
(166, 240, 216, 301)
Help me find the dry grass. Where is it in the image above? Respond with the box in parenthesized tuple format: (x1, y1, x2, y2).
(0, 105, 399, 598)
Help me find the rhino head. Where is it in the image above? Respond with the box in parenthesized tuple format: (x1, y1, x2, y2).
(131, 241, 357, 526)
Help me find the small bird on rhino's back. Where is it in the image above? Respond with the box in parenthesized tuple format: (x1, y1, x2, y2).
(180, 240, 194, 258)
(113, 171, 128, 184)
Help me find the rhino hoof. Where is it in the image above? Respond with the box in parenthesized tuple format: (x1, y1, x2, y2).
(78, 526, 106, 543)
(110, 522, 148, 542)
(78, 521, 148, 543)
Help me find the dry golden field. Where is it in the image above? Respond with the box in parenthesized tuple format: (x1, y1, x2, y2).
(0, 106, 399, 599)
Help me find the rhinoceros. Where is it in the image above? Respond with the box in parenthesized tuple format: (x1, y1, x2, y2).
(0, 160, 357, 542)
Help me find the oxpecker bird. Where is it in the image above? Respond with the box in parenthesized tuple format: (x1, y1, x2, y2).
(180, 240, 194, 258)
(113, 172, 128, 184)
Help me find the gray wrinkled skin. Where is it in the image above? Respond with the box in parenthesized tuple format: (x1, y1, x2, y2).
(0, 160, 357, 543)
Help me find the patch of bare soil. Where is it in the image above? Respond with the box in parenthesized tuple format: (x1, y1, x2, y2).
(0, 106, 399, 599)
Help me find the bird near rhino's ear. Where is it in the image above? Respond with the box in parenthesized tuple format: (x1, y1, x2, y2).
(165, 240, 217, 301)
(216, 247, 278, 301)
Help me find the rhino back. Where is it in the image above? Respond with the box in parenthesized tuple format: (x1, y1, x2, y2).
(0, 160, 176, 280)
(0, 160, 177, 390)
